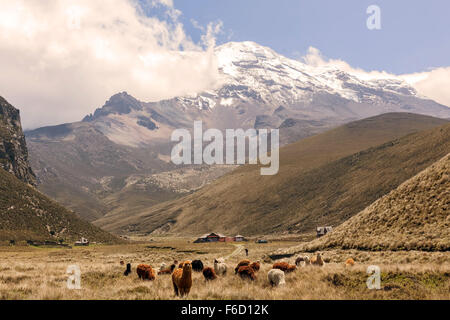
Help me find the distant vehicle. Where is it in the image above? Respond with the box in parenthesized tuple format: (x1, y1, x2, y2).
(74, 237, 90, 246)
(256, 239, 268, 244)
(316, 226, 333, 238)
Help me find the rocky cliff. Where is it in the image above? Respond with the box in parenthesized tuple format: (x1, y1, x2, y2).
(0, 96, 36, 185)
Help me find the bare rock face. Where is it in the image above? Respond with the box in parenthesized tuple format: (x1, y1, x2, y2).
(0, 96, 36, 185)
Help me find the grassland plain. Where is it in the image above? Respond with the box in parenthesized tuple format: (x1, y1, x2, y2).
(0, 239, 448, 300)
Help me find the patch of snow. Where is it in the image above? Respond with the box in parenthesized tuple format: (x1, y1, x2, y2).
(220, 98, 234, 106)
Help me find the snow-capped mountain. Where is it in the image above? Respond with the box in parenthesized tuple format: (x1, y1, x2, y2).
(158, 41, 432, 110)
(25, 41, 450, 222)
(76, 41, 450, 147)
(214, 41, 417, 106)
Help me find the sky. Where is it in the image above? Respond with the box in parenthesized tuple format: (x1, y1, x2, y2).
(0, 0, 449, 129)
(174, 0, 450, 74)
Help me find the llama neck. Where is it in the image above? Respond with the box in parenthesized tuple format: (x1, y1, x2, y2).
(182, 268, 191, 279)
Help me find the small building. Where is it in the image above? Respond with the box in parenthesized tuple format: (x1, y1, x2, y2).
(74, 237, 89, 246)
(234, 235, 246, 242)
(216, 234, 228, 242)
(194, 233, 244, 243)
(205, 233, 220, 242)
(316, 226, 333, 238)
(194, 233, 226, 243)
(194, 234, 209, 243)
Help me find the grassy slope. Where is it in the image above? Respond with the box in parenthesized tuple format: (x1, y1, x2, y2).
(95, 113, 449, 236)
(291, 153, 450, 252)
(0, 168, 120, 243)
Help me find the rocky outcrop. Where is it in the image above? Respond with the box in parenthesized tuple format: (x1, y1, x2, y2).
(0, 96, 36, 185)
(82, 91, 143, 122)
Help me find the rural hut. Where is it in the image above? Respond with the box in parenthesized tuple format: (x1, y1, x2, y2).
(194, 233, 227, 243)
(217, 233, 228, 242)
(194, 233, 209, 243)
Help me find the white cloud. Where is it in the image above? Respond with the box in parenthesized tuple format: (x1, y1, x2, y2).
(400, 67, 450, 108)
(302, 47, 450, 108)
(2, 1, 448, 130)
(0, 0, 222, 129)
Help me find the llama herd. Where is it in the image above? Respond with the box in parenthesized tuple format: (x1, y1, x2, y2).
(122, 252, 351, 297)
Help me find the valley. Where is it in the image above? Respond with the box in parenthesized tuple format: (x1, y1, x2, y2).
(1, 40, 449, 301)
(95, 114, 450, 237)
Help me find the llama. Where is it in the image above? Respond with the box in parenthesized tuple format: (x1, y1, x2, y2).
(158, 262, 176, 275)
(234, 259, 251, 274)
(295, 256, 310, 266)
(124, 263, 131, 276)
(202, 267, 217, 281)
(136, 264, 156, 280)
(310, 253, 325, 266)
(272, 262, 296, 273)
(249, 261, 261, 272)
(192, 260, 204, 272)
(214, 259, 228, 276)
(237, 265, 256, 281)
(345, 258, 355, 267)
(172, 261, 193, 297)
(268, 269, 286, 287)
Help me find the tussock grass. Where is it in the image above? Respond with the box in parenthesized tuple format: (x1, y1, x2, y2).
(288, 153, 450, 252)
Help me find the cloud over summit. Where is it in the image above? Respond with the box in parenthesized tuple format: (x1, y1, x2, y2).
(302, 47, 450, 108)
(0, 0, 222, 128)
(0, 1, 448, 129)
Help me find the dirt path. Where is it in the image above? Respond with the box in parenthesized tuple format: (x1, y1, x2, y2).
(225, 244, 245, 259)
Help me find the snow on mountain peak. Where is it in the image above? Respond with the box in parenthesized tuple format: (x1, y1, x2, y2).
(87, 41, 422, 122)
(77, 41, 449, 148)
(210, 41, 419, 108)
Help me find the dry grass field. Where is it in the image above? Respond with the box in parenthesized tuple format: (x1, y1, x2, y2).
(0, 239, 449, 300)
